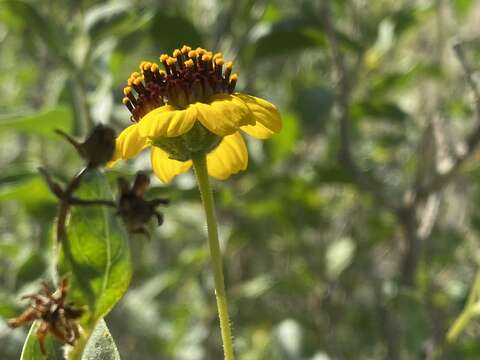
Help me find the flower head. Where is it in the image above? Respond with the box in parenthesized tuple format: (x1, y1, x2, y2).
(111, 45, 282, 183)
(8, 278, 83, 355)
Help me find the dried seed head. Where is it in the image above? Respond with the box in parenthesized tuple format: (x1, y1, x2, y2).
(8, 278, 83, 355)
(117, 172, 169, 237)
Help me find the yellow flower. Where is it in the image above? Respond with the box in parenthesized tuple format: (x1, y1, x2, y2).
(111, 46, 282, 183)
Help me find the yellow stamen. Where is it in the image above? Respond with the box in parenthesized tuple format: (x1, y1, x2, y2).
(123, 87, 132, 96)
(133, 77, 143, 86)
(202, 53, 212, 62)
(196, 47, 206, 56)
(122, 97, 130, 105)
(188, 50, 198, 59)
(230, 73, 238, 82)
(159, 54, 169, 63)
(184, 59, 194, 68)
(151, 63, 159, 72)
(215, 58, 224, 66)
(225, 62, 233, 70)
(213, 52, 223, 60)
(181, 45, 191, 54)
(166, 57, 177, 66)
(173, 49, 182, 58)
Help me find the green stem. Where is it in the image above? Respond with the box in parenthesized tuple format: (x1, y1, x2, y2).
(192, 152, 235, 360)
(447, 308, 475, 343)
(447, 270, 480, 342)
(66, 328, 91, 360)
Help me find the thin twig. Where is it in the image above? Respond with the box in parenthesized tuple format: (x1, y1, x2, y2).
(415, 42, 480, 201)
(39, 166, 115, 242)
(68, 198, 116, 207)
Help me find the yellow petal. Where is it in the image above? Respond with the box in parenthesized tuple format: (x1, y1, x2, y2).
(150, 146, 192, 183)
(235, 93, 282, 139)
(110, 124, 147, 165)
(138, 105, 197, 138)
(206, 132, 248, 180)
(195, 94, 254, 136)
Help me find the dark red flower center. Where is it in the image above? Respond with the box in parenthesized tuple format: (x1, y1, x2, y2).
(122, 46, 238, 122)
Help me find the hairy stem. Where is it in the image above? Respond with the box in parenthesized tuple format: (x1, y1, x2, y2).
(192, 152, 235, 360)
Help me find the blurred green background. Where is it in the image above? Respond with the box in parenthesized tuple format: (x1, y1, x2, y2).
(1, 0, 480, 359)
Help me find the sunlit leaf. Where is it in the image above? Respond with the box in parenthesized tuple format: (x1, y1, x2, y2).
(0, 107, 73, 138)
(0, 177, 54, 206)
(269, 112, 299, 162)
(81, 319, 120, 360)
(453, 0, 475, 16)
(274, 319, 303, 359)
(58, 170, 131, 323)
(326, 237, 356, 280)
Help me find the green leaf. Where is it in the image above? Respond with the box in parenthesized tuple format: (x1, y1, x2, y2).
(0, 177, 55, 206)
(0, 106, 73, 138)
(82, 319, 121, 360)
(390, 6, 434, 38)
(58, 170, 131, 323)
(20, 322, 64, 360)
(350, 100, 408, 123)
(150, 12, 203, 53)
(254, 20, 325, 59)
(314, 164, 354, 184)
(269, 112, 299, 162)
(453, 0, 475, 16)
(292, 86, 335, 131)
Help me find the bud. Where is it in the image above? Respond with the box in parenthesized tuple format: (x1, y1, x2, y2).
(56, 124, 116, 167)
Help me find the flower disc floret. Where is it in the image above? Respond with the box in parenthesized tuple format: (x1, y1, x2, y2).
(122, 47, 239, 121)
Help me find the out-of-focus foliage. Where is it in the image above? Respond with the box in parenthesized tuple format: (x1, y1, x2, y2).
(1, 0, 480, 359)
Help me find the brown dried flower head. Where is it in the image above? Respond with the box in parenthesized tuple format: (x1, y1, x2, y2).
(117, 172, 169, 237)
(8, 278, 83, 355)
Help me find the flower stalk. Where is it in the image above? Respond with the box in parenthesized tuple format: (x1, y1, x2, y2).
(192, 152, 235, 360)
